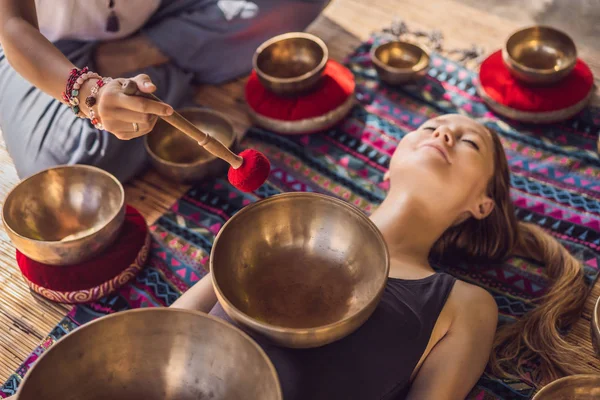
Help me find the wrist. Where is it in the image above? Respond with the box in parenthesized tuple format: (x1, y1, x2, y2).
(78, 78, 96, 117)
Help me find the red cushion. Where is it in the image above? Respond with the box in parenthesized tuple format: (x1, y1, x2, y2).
(245, 60, 355, 121)
(479, 50, 594, 113)
(17, 205, 148, 292)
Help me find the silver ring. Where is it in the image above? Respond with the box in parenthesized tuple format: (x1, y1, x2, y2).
(132, 122, 139, 133)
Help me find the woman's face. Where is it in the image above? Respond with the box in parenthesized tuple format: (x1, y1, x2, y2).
(388, 114, 496, 219)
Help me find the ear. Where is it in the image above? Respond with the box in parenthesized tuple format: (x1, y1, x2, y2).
(471, 196, 494, 220)
(383, 170, 390, 181)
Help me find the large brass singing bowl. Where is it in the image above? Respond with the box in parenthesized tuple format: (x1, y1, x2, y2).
(2, 165, 125, 265)
(211, 192, 390, 348)
(253, 32, 328, 95)
(145, 108, 236, 183)
(503, 25, 577, 85)
(532, 374, 600, 399)
(371, 40, 430, 85)
(592, 295, 600, 357)
(15, 308, 282, 400)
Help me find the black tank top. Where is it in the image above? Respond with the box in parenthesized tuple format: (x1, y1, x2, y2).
(210, 273, 456, 400)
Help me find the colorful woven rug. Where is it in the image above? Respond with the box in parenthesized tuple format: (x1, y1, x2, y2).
(3, 36, 600, 399)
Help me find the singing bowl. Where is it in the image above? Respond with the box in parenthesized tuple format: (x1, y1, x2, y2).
(592, 295, 600, 357)
(371, 40, 430, 85)
(14, 308, 282, 400)
(503, 26, 577, 84)
(211, 192, 390, 348)
(145, 108, 236, 183)
(253, 32, 328, 95)
(2, 165, 125, 265)
(532, 374, 600, 399)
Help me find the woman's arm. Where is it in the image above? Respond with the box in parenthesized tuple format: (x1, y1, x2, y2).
(406, 285, 498, 400)
(0, 0, 74, 102)
(0, 0, 173, 138)
(170, 273, 218, 313)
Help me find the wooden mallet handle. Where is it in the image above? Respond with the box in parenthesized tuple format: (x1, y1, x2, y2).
(122, 80, 243, 169)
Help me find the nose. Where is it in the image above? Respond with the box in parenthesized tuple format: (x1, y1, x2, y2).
(433, 127, 455, 146)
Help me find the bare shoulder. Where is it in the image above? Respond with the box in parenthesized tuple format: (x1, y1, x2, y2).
(449, 280, 498, 329)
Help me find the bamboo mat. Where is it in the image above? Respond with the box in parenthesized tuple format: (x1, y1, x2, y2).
(1, 0, 600, 382)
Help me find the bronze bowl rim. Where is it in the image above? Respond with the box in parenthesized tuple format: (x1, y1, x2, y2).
(370, 40, 431, 74)
(15, 308, 283, 399)
(531, 374, 600, 399)
(502, 25, 577, 76)
(252, 32, 329, 85)
(210, 191, 391, 335)
(1, 164, 125, 245)
(593, 295, 600, 341)
(144, 107, 236, 168)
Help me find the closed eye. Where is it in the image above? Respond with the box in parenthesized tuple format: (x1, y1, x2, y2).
(422, 126, 436, 132)
(463, 139, 480, 150)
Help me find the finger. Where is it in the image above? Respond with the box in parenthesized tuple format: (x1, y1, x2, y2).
(131, 74, 156, 94)
(107, 107, 159, 124)
(103, 120, 153, 140)
(117, 93, 173, 116)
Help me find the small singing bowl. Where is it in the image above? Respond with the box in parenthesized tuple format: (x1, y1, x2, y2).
(15, 308, 282, 400)
(253, 32, 328, 95)
(592, 295, 600, 357)
(145, 108, 236, 183)
(503, 26, 577, 85)
(532, 374, 600, 399)
(211, 192, 390, 349)
(371, 40, 430, 85)
(2, 165, 125, 266)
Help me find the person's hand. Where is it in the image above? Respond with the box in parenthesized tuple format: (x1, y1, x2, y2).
(84, 74, 173, 140)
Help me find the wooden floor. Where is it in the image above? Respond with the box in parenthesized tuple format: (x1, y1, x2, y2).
(1, 0, 600, 384)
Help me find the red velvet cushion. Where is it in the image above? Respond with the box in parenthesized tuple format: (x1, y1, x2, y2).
(17, 206, 148, 292)
(479, 50, 594, 112)
(245, 60, 355, 121)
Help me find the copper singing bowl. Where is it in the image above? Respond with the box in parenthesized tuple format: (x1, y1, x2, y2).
(592, 295, 600, 357)
(145, 108, 236, 183)
(2, 165, 125, 265)
(253, 32, 328, 95)
(532, 374, 600, 399)
(15, 309, 282, 400)
(503, 26, 577, 84)
(211, 192, 390, 348)
(371, 40, 430, 85)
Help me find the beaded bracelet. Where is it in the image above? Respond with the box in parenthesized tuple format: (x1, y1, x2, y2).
(62, 67, 103, 117)
(86, 77, 113, 130)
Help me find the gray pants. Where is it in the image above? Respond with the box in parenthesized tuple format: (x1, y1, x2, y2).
(0, 0, 327, 182)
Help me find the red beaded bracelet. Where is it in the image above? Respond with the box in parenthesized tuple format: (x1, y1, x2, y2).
(62, 67, 89, 116)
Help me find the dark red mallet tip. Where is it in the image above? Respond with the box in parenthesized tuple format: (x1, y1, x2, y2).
(227, 149, 271, 193)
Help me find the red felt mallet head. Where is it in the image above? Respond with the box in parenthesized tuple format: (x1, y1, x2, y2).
(120, 80, 271, 192)
(227, 149, 271, 193)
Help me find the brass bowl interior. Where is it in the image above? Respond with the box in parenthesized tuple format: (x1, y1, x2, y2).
(256, 36, 326, 80)
(506, 26, 576, 73)
(532, 374, 600, 399)
(146, 109, 235, 166)
(212, 193, 388, 331)
(3, 166, 123, 242)
(15, 309, 282, 400)
(373, 41, 429, 71)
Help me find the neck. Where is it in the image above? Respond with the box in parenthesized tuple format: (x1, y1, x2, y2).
(370, 187, 454, 270)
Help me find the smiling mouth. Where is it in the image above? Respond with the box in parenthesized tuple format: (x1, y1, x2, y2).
(422, 144, 450, 163)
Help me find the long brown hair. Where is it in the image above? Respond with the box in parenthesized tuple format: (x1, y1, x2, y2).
(432, 125, 594, 385)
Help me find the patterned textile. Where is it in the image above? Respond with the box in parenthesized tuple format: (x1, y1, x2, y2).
(2, 35, 600, 399)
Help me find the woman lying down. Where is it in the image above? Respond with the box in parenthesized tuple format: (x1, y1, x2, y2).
(172, 114, 593, 399)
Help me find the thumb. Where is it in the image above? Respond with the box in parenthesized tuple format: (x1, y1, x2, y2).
(131, 74, 156, 93)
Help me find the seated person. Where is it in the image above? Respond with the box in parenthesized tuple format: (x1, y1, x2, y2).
(172, 114, 594, 399)
(0, 0, 328, 182)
